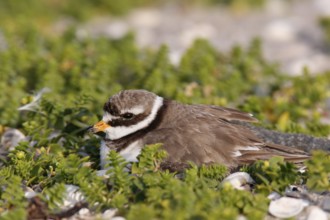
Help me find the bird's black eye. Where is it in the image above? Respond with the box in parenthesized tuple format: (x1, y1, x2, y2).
(109, 109, 115, 115)
(122, 113, 134, 119)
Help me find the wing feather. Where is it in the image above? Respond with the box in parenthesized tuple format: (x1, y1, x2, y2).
(141, 101, 309, 169)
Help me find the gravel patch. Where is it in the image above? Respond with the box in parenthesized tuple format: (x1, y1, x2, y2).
(76, 0, 330, 75)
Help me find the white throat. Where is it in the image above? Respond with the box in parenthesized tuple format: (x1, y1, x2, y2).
(100, 140, 142, 169)
(104, 96, 164, 140)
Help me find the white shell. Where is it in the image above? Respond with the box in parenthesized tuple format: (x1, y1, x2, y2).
(306, 206, 328, 220)
(24, 187, 37, 199)
(221, 172, 255, 190)
(269, 197, 307, 218)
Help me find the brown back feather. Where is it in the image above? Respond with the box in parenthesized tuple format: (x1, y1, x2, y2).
(141, 101, 310, 168)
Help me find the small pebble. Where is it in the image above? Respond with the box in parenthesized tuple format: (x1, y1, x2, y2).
(267, 192, 281, 200)
(321, 197, 330, 211)
(78, 207, 90, 216)
(102, 208, 118, 219)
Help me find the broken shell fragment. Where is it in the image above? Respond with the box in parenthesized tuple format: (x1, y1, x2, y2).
(269, 197, 307, 218)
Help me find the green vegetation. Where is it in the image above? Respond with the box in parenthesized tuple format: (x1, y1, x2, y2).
(0, 27, 329, 219)
(0, 0, 266, 27)
(320, 16, 330, 44)
(1, 28, 330, 135)
(0, 1, 330, 219)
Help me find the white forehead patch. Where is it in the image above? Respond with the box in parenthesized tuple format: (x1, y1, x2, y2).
(102, 113, 120, 122)
(104, 96, 163, 140)
(102, 106, 145, 122)
(120, 105, 145, 115)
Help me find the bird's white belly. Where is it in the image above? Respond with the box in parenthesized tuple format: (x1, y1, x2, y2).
(100, 140, 142, 169)
(100, 140, 110, 169)
(119, 140, 143, 162)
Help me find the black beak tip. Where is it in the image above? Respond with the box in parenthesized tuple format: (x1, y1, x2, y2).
(85, 125, 106, 138)
(85, 125, 94, 133)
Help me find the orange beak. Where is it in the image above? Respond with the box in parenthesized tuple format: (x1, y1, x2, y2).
(90, 120, 110, 133)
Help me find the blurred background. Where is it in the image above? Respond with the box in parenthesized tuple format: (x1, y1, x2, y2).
(1, 0, 330, 74)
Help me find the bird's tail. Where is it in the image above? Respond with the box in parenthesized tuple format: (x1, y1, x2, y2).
(236, 142, 310, 165)
(233, 121, 330, 153)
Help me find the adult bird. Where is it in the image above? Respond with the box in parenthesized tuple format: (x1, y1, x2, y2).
(90, 90, 310, 171)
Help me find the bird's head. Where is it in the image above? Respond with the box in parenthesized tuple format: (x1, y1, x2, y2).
(90, 90, 163, 140)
